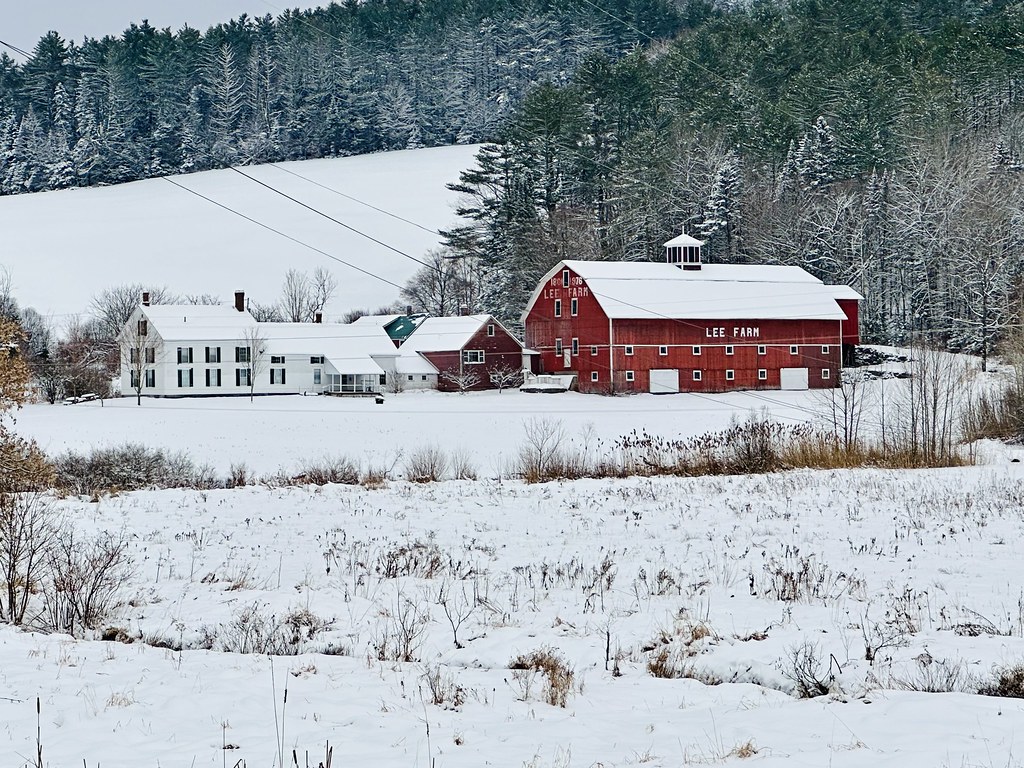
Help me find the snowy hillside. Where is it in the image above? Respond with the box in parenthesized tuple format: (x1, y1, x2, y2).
(0, 144, 481, 319)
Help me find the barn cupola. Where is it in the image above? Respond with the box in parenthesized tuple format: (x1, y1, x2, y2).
(663, 232, 705, 271)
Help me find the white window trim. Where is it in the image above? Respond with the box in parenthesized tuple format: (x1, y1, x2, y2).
(571, 337, 579, 356)
(554, 299, 562, 318)
(591, 371, 599, 382)
(757, 345, 767, 355)
(487, 324, 495, 337)
(624, 345, 634, 356)
(625, 370, 635, 382)
(692, 345, 701, 356)
(590, 345, 598, 356)
(658, 345, 668, 356)
(555, 338, 563, 355)
(725, 345, 734, 356)
(822, 368, 831, 380)
(758, 369, 767, 381)
(462, 350, 485, 365)
(821, 345, 830, 354)
(726, 369, 735, 381)
(790, 345, 799, 355)
(570, 298, 578, 316)
(562, 269, 570, 288)
(693, 370, 702, 381)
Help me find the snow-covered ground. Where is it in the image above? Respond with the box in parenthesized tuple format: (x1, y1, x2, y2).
(17, 388, 827, 476)
(0, 144, 481, 320)
(4, 466, 1024, 767)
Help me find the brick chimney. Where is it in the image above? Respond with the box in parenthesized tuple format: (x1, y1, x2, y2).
(142, 291, 150, 307)
(234, 290, 245, 312)
(459, 304, 470, 316)
(406, 305, 413, 316)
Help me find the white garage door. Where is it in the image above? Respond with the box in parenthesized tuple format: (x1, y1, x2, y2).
(779, 367, 809, 390)
(649, 368, 679, 394)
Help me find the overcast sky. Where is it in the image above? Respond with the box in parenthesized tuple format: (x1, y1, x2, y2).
(3, 1, 326, 58)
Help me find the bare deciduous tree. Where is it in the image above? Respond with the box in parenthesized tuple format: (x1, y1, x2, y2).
(121, 313, 159, 405)
(241, 325, 268, 402)
(279, 267, 338, 322)
(401, 248, 479, 316)
(440, 366, 480, 393)
(488, 364, 523, 392)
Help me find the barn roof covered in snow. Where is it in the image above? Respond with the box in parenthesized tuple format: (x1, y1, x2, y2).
(522, 261, 852, 322)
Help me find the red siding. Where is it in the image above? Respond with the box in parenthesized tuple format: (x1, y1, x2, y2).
(424, 319, 524, 392)
(524, 266, 845, 394)
(836, 299, 860, 345)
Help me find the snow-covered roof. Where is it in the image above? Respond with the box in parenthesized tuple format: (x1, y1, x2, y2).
(260, 323, 397, 375)
(523, 261, 851, 322)
(400, 315, 491, 353)
(827, 285, 864, 301)
(663, 233, 705, 248)
(350, 314, 402, 327)
(138, 304, 258, 341)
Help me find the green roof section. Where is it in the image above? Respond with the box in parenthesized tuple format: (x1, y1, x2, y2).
(384, 315, 426, 343)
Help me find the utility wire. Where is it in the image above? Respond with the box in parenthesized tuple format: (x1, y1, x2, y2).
(0, 37, 32, 58)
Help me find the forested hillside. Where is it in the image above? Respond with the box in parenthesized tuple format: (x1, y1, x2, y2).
(0, 0, 683, 192)
(444, 0, 1024, 356)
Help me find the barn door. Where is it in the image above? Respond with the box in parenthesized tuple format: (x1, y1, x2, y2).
(649, 369, 679, 394)
(779, 368, 809, 390)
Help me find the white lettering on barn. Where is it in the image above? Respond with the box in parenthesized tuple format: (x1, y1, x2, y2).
(705, 326, 760, 339)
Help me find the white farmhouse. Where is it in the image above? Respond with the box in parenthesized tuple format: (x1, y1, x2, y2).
(119, 292, 396, 398)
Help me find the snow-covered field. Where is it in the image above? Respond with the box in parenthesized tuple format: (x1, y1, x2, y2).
(0, 144, 481, 320)
(5, 464, 1024, 767)
(17, 388, 826, 476)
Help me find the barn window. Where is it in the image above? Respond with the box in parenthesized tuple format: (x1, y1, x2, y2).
(725, 345, 734, 356)
(571, 338, 579, 356)
(462, 350, 485, 364)
(692, 370, 702, 381)
(562, 269, 570, 288)
(144, 370, 155, 387)
(692, 345, 701, 356)
(659, 345, 668, 356)
(625, 370, 635, 382)
(487, 324, 495, 337)
(758, 369, 767, 381)
(177, 368, 193, 388)
(570, 298, 578, 316)
(554, 299, 562, 317)
(822, 368, 831, 380)
(821, 345, 830, 354)
(555, 338, 563, 355)
(590, 345, 598, 356)
(726, 369, 735, 381)
(789, 345, 798, 355)
(757, 345, 766, 355)
(422, 375, 427, 381)
(591, 371, 599, 382)
(625, 345, 634, 356)
(206, 369, 222, 387)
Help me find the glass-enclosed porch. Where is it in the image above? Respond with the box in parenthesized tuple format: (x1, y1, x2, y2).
(326, 373, 382, 394)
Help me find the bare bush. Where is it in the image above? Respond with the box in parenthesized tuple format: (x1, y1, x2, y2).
(509, 648, 575, 707)
(978, 663, 1024, 698)
(488, 365, 523, 392)
(216, 603, 299, 655)
(404, 445, 448, 483)
(299, 457, 360, 486)
(54, 444, 218, 495)
(41, 529, 133, 636)
(0, 492, 59, 625)
(421, 664, 467, 709)
(373, 592, 429, 662)
(780, 641, 834, 698)
(376, 540, 447, 579)
(449, 448, 478, 480)
(441, 367, 481, 393)
(890, 656, 974, 693)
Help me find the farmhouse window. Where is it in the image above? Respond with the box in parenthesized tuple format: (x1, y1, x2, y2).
(624, 345, 634, 356)
(591, 345, 598, 356)
(379, 374, 387, 385)
(313, 369, 321, 385)
(571, 338, 579, 356)
(462, 350, 485, 364)
(790, 345, 798, 355)
(177, 347, 193, 364)
(130, 349, 138, 364)
(758, 369, 767, 381)
(725, 346, 734, 356)
(487, 324, 495, 336)
(554, 299, 562, 317)
(137, 319, 148, 336)
(177, 368, 193, 388)
(310, 355, 324, 364)
(270, 368, 286, 384)
(591, 372, 599, 382)
(271, 355, 285, 364)
(408, 375, 414, 381)
(206, 369, 222, 387)
(693, 370, 702, 382)
(758, 345, 766, 355)
(130, 371, 139, 388)
(562, 269, 570, 288)
(570, 298, 578, 316)
(145, 348, 155, 364)
(822, 368, 831, 380)
(236, 368, 251, 387)
(659, 345, 668, 356)
(205, 346, 221, 363)
(625, 370, 635, 382)
(236, 346, 251, 363)
(144, 370, 155, 388)
(555, 338, 563, 355)
(726, 369, 735, 381)
(422, 375, 427, 381)
(692, 346, 701, 356)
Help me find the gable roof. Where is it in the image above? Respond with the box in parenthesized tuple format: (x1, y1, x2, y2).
(260, 323, 397, 375)
(399, 315, 492, 353)
(137, 304, 258, 341)
(522, 260, 851, 322)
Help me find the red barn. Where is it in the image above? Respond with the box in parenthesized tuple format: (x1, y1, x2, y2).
(521, 234, 861, 394)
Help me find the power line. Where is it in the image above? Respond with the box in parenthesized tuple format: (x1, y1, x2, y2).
(161, 176, 405, 291)
(0, 37, 32, 58)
